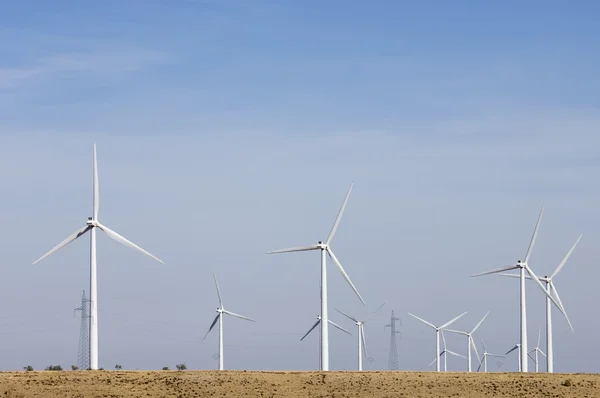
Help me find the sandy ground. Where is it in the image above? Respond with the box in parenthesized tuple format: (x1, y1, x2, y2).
(0, 370, 598, 398)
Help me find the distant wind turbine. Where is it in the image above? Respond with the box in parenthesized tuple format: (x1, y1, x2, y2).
(266, 182, 365, 371)
(499, 234, 581, 373)
(301, 314, 351, 370)
(477, 338, 504, 372)
(446, 311, 489, 372)
(471, 207, 566, 372)
(32, 143, 164, 370)
(335, 308, 370, 371)
(408, 311, 467, 372)
(505, 343, 522, 372)
(528, 326, 547, 373)
(428, 330, 465, 371)
(202, 273, 255, 371)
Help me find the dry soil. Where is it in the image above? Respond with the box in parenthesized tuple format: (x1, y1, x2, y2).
(0, 370, 598, 397)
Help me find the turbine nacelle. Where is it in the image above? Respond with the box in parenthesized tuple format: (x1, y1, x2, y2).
(86, 217, 98, 227)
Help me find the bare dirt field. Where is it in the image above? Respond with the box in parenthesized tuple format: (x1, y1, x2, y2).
(0, 370, 598, 398)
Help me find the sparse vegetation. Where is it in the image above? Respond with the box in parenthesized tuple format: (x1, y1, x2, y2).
(45, 365, 63, 371)
(176, 363, 187, 371)
(23, 365, 33, 372)
(115, 364, 122, 370)
(162, 366, 169, 370)
(71, 365, 79, 371)
(563, 378, 573, 387)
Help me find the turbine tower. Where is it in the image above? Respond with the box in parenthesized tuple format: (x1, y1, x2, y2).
(335, 308, 369, 371)
(300, 314, 351, 370)
(528, 326, 547, 373)
(428, 330, 465, 371)
(446, 311, 489, 372)
(506, 343, 522, 372)
(477, 338, 504, 372)
(33, 143, 164, 370)
(408, 311, 467, 372)
(499, 234, 580, 372)
(266, 183, 365, 371)
(472, 207, 566, 372)
(202, 273, 255, 371)
(74, 290, 91, 370)
(384, 310, 401, 371)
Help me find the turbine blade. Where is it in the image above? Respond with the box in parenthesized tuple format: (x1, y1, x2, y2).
(528, 352, 536, 363)
(335, 308, 358, 323)
(487, 354, 505, 358)
(372, 302, 386, 314)
(539, 349, 547, 357)
(428, 357, 437, 368)
(223, 310, 255, 322)
(446, 350, 466, 359)
(266, 244, 319, 254)
(96, 223, 164, 264)
(470, 311, 490, 334)
(441, 329, 447, 349)
(32, 225, 92, 265)
(213, 273, 223, 307)
(328, 320, 351, 335)
(550, 234, 583, 280)
(93, 143, 99, 220)
(202, 314, 220, 341)
(408, 313, 436, 330)
(477, 359, 483, 372)
(550, 282, 574, 332)
(440, 311, 468, 329)
(326, 182, 353, 245)
(498, 273, 533, 280)
(524, 264, 565, 317)
(480, 337, 487, 353)
(524, 207, 544, 264)
(361, 325, 368, 359)
(444, 329, 468, 336)
(471, 336, 481, 364)
(326, 247, 366, 305)
(536, 325, 542, 349)
(471, 265, 519, 277)
(505, 345, 518, 356)
(300, 319, 320, 341)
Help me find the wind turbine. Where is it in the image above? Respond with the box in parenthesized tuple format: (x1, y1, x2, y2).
(471, 207, 566, 372)
(408, 311, 467, 372)
(300, 314, 352, 370)
(428, 330, 465, 371)
(477, 338, 504, 372)
(499, 234, 580, 373)
(266, 182, 365, 371)
(446, 311, 489, 372)
(32, 143, 164, 370)
(505, 343, 522, 372)
(335, 308, 370, 371)
(202, 273, 255, 371)
(528, 325, 546, 373)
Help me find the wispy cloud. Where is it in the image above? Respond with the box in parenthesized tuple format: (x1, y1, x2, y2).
(0, 50, 169, 89)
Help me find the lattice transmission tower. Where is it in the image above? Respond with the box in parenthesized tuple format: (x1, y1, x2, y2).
(384, 310, 402, 370)
(74, 290, 91, 370)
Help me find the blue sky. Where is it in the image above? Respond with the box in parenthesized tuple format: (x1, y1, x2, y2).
(0, 1, 599, 372)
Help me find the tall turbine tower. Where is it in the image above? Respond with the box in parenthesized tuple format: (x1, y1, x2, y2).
(472, 207, 566, 372)
(33, 144, 164, 370)
(384, 310, 401, 370)
(266, 183, 365, 371)
(74, 290, 91, 370)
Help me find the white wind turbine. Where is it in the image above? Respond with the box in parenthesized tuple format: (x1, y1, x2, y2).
(499, 234, 580, 373)
(32, 143, 164, 370)
(446, 311, 489, 372)
(335, 308, 370, 371)
(300, 314, 352, 370)
(471, 207, 566, 372)
(505, 343, 522, 372)
(428, 330, 466, 372)
(408, 311, 467, 372)
(202, 273, 255, 371)
(528, 325, 546, 373)
(266, 182, 365, 371)
(477, 338, 504, 372)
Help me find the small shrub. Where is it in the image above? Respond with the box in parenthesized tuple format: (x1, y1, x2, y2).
(562, 379, 573, 387)
(115, 364, 122, 370)
(162, 366, 169, 371)
(45, 365, 62, 371)
(176, 363, 187, 371)
(71, 365, 79, 371)
(23, 365, 33, 372)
